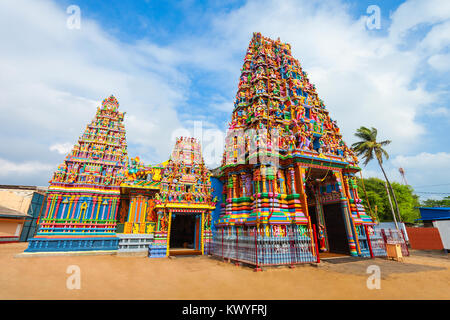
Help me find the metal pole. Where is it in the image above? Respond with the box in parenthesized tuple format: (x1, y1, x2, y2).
(400, 228, 409, 256)
(236, 226, 239, 265)
(384, 181, 399, 229)
(254, 226, 261, 271)
(255, 226, 258, 269)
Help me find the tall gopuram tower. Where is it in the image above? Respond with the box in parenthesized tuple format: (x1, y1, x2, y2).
(215, 33, 376, 266)
(26, 95, 129, 252)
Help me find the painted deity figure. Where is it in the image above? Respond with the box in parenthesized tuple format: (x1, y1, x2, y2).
(277, 170, 286, 194)
(318, 224, 327, 252)
(256, 80, 266, 94)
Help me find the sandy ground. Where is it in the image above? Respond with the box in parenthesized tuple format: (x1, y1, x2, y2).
(0, 243, 449, 300)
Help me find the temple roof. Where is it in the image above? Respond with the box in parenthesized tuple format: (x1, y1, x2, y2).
(0, 205, 29, 218)
(222, 32, 358, 168)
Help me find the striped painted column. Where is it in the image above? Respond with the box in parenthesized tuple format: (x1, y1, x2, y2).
(341, 174, 362, 255)
(166, 210, 172, 257)
(201, 211, 205, 255)
(334, 170, 358, 256)
(53, 195, 62, 220)
(70, 196, 79, 220)
(43, 195, 53, 219)
(106, 198, 112, 220)
(289, 167, 295, 194)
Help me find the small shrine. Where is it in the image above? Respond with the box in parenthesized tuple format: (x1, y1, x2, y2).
(26, 95, 129, 252)
(152, 137, 216, 257)
(115, 137, 216, 257)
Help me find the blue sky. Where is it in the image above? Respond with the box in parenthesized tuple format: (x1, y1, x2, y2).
(0, 0, 449, 199)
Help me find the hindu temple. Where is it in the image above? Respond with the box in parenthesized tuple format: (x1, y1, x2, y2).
(25, 33, 384, 266)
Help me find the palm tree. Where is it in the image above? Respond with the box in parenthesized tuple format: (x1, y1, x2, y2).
(351, 126, 402, 226)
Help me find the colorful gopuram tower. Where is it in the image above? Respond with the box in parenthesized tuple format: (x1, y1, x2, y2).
(26, 95, 129, 252)
(215, 33, 376, 265)
(150, 137, 216, 257)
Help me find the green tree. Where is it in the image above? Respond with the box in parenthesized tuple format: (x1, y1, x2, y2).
(357, 177, 420, 223)
(421, 196, 450, 207)
(351, 126, 402, 225)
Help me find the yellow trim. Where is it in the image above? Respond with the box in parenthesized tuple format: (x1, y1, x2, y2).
(158, 203, 215, 210)
(128, 197, 136, 223)
(48, 185, 120, 195)
(339, 172, 361, 254)
(120, 183, 160, 190)
(95, 197, 102, 220)
(141, 199, 148, 223)
(201, 212, 205, 255)
(65, 196, 75, 219)
(135, 197, 141, 224)
(80, 202, 88, 221)
(48, 196, 57, 220)
(166, 210, 172, 257)
(109, 198, 115, 220)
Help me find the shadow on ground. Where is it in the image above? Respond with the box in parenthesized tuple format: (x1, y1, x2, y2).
(320, 256, 446, 279)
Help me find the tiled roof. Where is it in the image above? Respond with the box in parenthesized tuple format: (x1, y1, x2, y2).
(0, 205, 29, 218)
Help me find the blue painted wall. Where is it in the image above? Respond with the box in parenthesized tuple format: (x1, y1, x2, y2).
(20, 192, 46, 242)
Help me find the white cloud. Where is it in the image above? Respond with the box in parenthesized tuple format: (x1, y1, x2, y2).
(210, 102, 234, 112)
(391, 152, 450, 195)
(389, 0, 450, 43)
(49, 143, 73, 155)
(428, 54, 450, 72)
(0, 0, 192, 184)
(393, 152, 450, 172)
(0, 158, 53, 176)
(358, 152, 450, 200)
(0, 0, 449, 190)
(419, 20, 450, 52)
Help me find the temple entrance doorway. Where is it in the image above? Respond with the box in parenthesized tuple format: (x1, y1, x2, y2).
(322, 203, 350, 255)
(305, 168, 350, 257)
(169, 213, 201, 256)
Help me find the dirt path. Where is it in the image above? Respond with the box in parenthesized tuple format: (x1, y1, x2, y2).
(1, 243, 449, 299)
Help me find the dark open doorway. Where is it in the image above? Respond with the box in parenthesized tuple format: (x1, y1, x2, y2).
(170, 214, 195, 249)
(322, 203, 350, 255)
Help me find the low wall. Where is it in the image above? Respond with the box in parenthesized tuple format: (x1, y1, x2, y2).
(374, 222, 409, 242)
(406, 227, 443, 250)
(433, 220, 450, 250)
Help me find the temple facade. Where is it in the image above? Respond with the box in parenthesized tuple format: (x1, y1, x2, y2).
(214, 33, 377, 266)
(117, 138, 216, 257)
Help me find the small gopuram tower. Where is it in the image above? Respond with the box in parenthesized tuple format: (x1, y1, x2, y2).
(215, 33, 375, 266)
(26, 95, 129, 252)
(150, 137, 216, 257)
